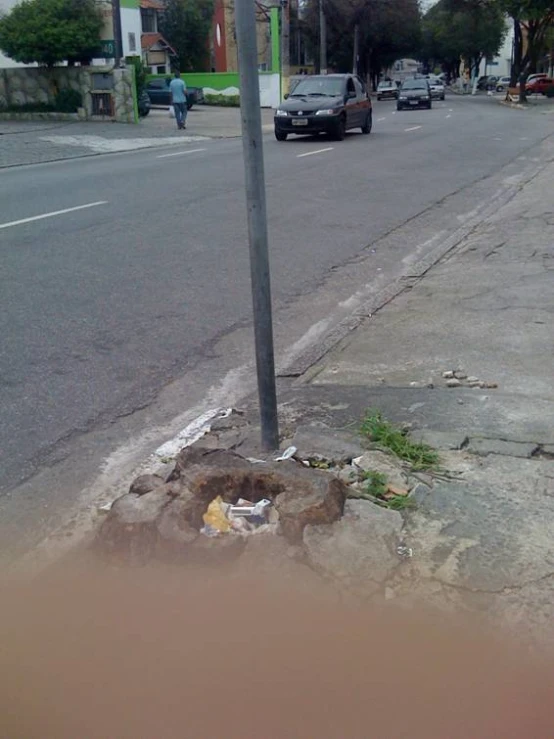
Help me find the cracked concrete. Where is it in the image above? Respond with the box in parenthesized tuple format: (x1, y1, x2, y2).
(276, 153, 554, 645)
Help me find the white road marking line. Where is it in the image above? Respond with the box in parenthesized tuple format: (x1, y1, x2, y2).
(445, 114, 451, 118)
(404, 125, 422, 132)
(448, 108, 453, 112)
(494, 137, 502, 141)
(157, 148, 207, 158)
(519, 136, 528, 140)
(0, 201, 108, 230)
(296, 147, 334, 158)
(376, 117, 386, 122)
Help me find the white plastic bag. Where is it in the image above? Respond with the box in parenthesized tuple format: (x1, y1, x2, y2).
(168, 106, 175, 119)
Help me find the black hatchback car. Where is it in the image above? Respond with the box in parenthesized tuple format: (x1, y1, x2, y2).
(397, 78, 432, 110)
(274, 74, 372, 141)
(145, 78, 201, 110)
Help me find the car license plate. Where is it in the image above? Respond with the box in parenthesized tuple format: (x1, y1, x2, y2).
(410, 100, 418, 105)
(292, 118, 308, 126)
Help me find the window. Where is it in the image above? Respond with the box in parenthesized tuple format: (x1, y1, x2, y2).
(156, 65, 166, 75)
(292, 77, 344, 96)
(346, 78, 356, 96)
(141, 8, 157, 33)
(128, 32, 136, 52)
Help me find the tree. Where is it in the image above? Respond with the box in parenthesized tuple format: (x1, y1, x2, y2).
(160, 0, 214, 72)
(302, 0, 422, 88)
(0, 0, 103, 66)
(422, 0, 507, 80)
(497, 0, 554, 101)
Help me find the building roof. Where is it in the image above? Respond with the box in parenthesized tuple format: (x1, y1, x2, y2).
(140, 0, 165, 10)
(141, 32, 175, 54)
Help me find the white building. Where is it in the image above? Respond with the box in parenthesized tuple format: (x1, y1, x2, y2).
(478, 20, 514, 78)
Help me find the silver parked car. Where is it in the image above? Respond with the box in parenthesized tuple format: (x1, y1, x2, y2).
(377, 80, 398, 100)
(428, 79, 445, 100)
(495, 76, 511, 92)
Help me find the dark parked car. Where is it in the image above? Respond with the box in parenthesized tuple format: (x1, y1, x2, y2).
(477, 75, 499, 90)
(138, 90, 151, 117)
(377, 80, 398, 100)
(274, 74, 372, 141)
(145, 78, 201, 109)
(397, 78, 432, 110)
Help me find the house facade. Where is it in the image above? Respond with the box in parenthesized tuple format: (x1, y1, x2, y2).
(211, 0, 276, 72)
(140, 0, 174, 74)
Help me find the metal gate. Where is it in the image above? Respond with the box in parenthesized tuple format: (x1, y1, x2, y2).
(91, 92, 114, 117)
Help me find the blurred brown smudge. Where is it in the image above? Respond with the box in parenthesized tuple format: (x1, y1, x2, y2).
(0, 558, 553, 739)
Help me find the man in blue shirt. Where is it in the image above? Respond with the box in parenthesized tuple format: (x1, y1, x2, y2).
(169, 71, 187, 130)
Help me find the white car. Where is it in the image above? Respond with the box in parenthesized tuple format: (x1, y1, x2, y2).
(428, 79, 445, 100)
(495, 76, 511, 92)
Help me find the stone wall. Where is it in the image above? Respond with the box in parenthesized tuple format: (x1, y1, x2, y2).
(0, 66, 137, 123)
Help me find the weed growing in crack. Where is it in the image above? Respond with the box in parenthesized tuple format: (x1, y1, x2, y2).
(361, 470, 388, 498)
(385, 495, 417, 511)
(360, 410, 439, 470)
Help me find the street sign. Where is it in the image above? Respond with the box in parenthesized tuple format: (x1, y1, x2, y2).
(99, 39, 115, 57)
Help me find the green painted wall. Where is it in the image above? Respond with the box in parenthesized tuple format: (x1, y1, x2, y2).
(270, 7, 280, 74)
(147, 72, 240, 91)
(120, 0, 139, 7)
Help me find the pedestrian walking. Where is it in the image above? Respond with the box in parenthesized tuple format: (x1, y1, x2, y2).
(170, 71, 187, 130)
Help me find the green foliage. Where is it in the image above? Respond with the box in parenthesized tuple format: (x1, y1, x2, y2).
(360, 470, 388, 498)
(1, 102, 55, 112)
(0, 88, 81, 113)
(126, 56, 147, 97)
(422, 0, 507, 77)
(498, 0, 554, 96)
(360, 411, 439, 470)
(0, 0, 103, 66)
(204, 93, 240, 106)
(303, 0, 421, 85)
(386, 495, 417, 511)
(54, 88, 82, 112)
(160, 0, 214, 73)
(348, 469, 417, 511)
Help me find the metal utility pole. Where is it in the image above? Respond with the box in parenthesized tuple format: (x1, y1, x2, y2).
(352, 24, 359, 75)
(112, 0, 124, 66)
(280, 0, 290, 97)
(234, 0, 279, 451)
(319, 0, 327, 74)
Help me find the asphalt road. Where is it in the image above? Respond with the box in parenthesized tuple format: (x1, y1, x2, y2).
(1, 95, 553, 554)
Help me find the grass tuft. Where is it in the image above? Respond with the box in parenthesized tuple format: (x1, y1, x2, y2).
(360, 410, 439, 470)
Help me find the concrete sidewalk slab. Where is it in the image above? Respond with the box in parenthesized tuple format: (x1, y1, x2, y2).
(273, 154, 554, 644)
(0, 106, 275, 168)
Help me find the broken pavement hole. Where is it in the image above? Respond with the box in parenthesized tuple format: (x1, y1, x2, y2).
(95, 448, 347, 566)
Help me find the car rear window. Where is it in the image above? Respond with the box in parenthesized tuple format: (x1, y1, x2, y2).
(402, 80, 427, 90)
(292, 77, 344, 96)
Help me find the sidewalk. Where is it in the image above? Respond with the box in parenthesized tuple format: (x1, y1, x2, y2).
(73, 143, 554, 650)
(278, 150, 554, 643)
(0, 106, 275, 168)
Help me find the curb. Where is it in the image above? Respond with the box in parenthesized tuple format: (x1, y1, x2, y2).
(284, 155, 554, 380)
(498, 99, 527, 111)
